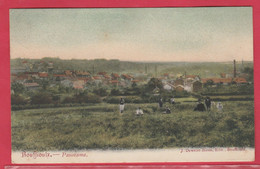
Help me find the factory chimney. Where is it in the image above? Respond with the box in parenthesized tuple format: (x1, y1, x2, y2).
(233, 59, 236, 78)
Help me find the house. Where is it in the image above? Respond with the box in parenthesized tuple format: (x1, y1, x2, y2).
(185, 75, 199, 80)
(23, 82, 40, 91)
(184, 85, 192, 92)
(121, 74, 133, 81)
(110, 80, 120, 87)
(60, 79, 73, 88)
(163, 83, 175, 91)
(53, 74, 66, 81)
(192, 81, 203, 92)
(175, 85, 184, 92)
(163, 73, 169, 79)
(174, 79, 184, 86)
(24, 72, 39, 79)
(103, 74, 111, 80)
(73, 80, 85, 90)
(92, 76, 102, 85)
(75, 71, 91, 77)
(64, 70, 73, 76)
(233, 77, 247, 84)
(111, 73, 120, 80)
(131, 79, 140, 84)
(201, 78, 232, 85)
(97, 72, 107, 76)
(38, 72, 48, 79)
(48, 61, 53, 67)
(220, 73, 226, 78)
(15, 74, 30, 83)
(77, 77, 91, 83)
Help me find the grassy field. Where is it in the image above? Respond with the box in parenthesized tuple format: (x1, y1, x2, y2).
(11, 101, 254, 151)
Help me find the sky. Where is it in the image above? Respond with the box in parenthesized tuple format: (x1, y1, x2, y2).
(10, 7, 253, 62)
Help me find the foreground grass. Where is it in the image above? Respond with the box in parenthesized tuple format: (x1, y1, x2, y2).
(11, 101, 254, 151)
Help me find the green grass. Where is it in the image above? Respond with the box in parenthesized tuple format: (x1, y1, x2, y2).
(174, 97, 198, 102)
(11, 101, 254, 151)
(209, 95, 254, 100)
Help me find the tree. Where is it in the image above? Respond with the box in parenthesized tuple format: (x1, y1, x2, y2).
(11, 83, 25, 94)
(131, 82, 137, 88)
(147, 78, 163, 91)
(40, 80, 49, 90)
(204, 80, 214, 87)
(243, 67, 254, 82)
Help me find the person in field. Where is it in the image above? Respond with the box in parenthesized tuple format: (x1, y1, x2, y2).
(170, 96, 175, 105)
(158, 98, 163, 108)
(211, 101, 216, 108)
(205, 97, 212, 111)
(166, 107, 171, 114)
(194, 101, 206, 112)
(136, 107, 144, 116)
(163, 106, 171, 114)
(216, 102, 223, 112)
(119, 98, 125, 113)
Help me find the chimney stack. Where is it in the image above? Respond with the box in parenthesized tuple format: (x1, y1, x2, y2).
(233, 59, 236, 78)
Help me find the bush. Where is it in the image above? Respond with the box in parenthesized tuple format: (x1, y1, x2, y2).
(110, 89, 122, 96)
(11, 94, 28, 105)
(87, 93, 102, 103)
(93, 88, 108, 97)
(31, 92, 53, 105)
(62, 93, 101, 104)
(105, 96, 145, 104)
(63, 96, 76, 104)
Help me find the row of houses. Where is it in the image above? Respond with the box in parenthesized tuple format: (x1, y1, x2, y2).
(11, 65, 249, 93)
(162, 74, 248, 93)
(11, 70, 143, 91)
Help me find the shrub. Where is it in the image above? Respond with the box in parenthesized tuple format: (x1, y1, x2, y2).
(11, 94, 28, 105)
(31, 92, 53, 105)
(62, 93, 101, 104)
(110, 89, 121, 96)
(63, 96, 76, 104)
(105, 96, 145, 104)
(93, 88, 108, 97)
(87, 93, 101, 103)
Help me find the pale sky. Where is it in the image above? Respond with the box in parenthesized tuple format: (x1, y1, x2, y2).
(10, 7, 253, 62)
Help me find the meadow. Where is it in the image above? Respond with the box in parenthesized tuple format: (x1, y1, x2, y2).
(11, 101, 254, 151)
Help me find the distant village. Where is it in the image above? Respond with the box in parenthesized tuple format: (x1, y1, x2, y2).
(11, 59, 251, 94)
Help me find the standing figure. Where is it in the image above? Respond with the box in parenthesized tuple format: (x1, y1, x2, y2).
(216, 102, 223, 112)
(170, 97, 175, 105)
(136, 107, 144, 116)
(119, 98, 125, 113)
(158, 98, 163, 108)
(205, 97, 212, 111)
(194, 101, 206, 112)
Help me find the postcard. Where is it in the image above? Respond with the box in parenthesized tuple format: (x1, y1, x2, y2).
(9, 7, 254, 163)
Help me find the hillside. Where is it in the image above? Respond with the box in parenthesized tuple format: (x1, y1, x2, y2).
(11, 58, 253, 78)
